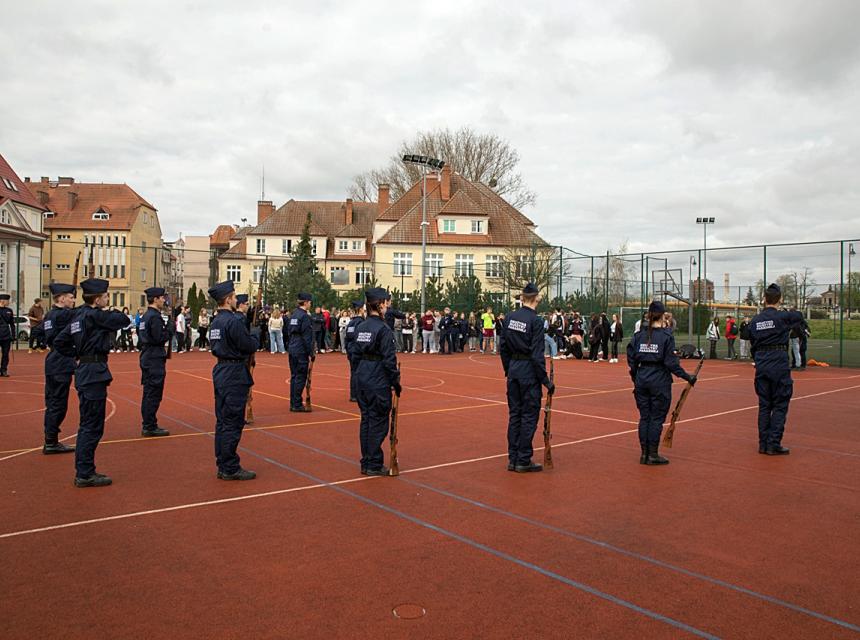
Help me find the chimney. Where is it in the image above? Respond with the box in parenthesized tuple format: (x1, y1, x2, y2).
(441, 165, 451, 201)
(67, 191, 78, 210)
(40, 177, 49, 184)
(345, 198, 353, 225)
(24, 177, 30, 183)
(58, 176, 75, 186)
(37, 191, 49, 206)
(257, 200, 274, 224)
(377, 183, 389, 214)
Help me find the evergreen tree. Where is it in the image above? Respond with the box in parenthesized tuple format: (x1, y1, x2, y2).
(186, 283, 200, 328)
(265, 212, 338, 308)
(423, 276, 445, 310)
(743, 286, 756, 306)
(444, 275, 483, 313)
(197, 288, 207, 313)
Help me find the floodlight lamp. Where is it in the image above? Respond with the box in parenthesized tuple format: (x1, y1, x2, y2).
(696, 217, 703, 224)
(418, 155, 428, 164)
(402, 154, 413, 163)
(709, 217, 715, 223)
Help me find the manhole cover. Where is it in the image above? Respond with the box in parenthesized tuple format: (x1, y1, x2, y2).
(392, 603, 426, 620)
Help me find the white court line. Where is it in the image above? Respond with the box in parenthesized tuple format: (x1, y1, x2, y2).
(4, 381, 860, 540)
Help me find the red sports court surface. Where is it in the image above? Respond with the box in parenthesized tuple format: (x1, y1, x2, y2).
(1, 350, 858, 639)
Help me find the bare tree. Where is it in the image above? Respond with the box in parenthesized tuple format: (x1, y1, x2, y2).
(590, 243, 638, 305)
(487, 244, 568, 299)
(348, 127, 537, 209)
(791, 267, 816, 311)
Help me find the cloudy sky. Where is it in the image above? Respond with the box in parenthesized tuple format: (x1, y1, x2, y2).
(2, 0, 859, 285)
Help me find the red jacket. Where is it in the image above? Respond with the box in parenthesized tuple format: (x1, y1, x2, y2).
(420, 315, 435, 331)
(725, 318, 736, 339)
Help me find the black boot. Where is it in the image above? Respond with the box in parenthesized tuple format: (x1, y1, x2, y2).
(141, 426, 170, 437)
(639, 444, 647, 465)
(43, 441, 75, 454)
(765, 445, 790, 455)
(644, 444, 669, 465)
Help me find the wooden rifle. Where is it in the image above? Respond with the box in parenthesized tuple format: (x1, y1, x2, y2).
(164, 296, 173, 360)
(543, 359, 555, 469)
(72, 251, 82, 289)
(662, 355, 705, 448)
(389, 363, 401, 476)
(304, 355, 314, 410)
(87, 243, 95, 279)
(245, 263, 265, 424)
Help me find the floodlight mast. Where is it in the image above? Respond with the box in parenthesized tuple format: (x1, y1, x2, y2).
(695, 217, 716, 305)
(402, 154, 445, 314)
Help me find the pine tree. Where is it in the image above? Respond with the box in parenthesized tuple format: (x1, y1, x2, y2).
(265, 212, 338, 308)
(186, 283, 200, 328)
(444, 275, 483, 313)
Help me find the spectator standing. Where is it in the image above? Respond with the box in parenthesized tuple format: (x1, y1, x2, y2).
(738, 315, 751, 359)
(118, 307, 134, 352)
(706, 317, 721, 359)
(338, 310, 350, 353)
(798, 317, 810, 370)
(402, 313, 415, 353)
(184, 306, 194, 352)
(468, 312, 481, 352)
(433, 310, 442, 353)
(480, 307, 495, 354)
(494, 313, 505, 353)
(420, 310, 435, 353)
(459, 312, 470, 352)
(588, 314, 601, 362)
(609, 313, 623, 363)
(725, 314, 738, 360)
(268, 308, 286, 353)
(599, 312, 610, 361)
(543, 314, 559, 358)
(27, 298, 46, 352)
(312, 306, 325, 353)
(175, 308, 187, 353)
(197, 308, 210, 350)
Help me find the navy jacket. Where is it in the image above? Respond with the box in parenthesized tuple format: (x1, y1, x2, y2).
(438, 314, 454, 332)
(749, 308, 804, 370)
(43, 306, 78, 376)
(384, 308, 406, 330)
(499, 306, 549, 385)
(53, 306, 129, 386)
(354, 315, 400, 389)
(209, 309, 258, 387)
(626, 326, 691, 384)
(138, 307, 170, 365)
(0, 306, 13, 341)
(345, 315, 363, 363)
(288, 306, 314, 356)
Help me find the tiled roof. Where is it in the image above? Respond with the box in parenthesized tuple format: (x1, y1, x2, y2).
(334, 222, 366, 238)
(250, 199, 377, 239)
(24, 180, 156, 230)
(220, 238, 247, 258)
(0, 154, 45, 210)
(377, 172, 544, 247)
(210, 224, 239, 246)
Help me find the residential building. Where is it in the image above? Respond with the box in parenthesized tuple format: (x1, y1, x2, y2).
(691, 278, 715, 303)
(0, 154, 47, 313)
(183, 234, 213, 298)
(25, 176, 164, 309)
(162, 236, 185, 305)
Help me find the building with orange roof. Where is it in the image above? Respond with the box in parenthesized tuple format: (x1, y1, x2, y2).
(0, 153, 47, 318)
(24, 176, 164, 310)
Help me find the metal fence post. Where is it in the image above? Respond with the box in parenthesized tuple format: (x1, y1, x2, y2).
(840, 241, 844, 367)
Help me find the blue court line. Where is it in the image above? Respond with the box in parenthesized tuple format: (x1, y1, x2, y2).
(112, 394, 719, 639)
(251, 425, 860, 635)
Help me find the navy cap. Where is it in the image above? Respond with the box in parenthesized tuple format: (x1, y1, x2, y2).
(522, 282, 539, 295)
(766, 283, 781, 296)
(49, 283, 76, 296)
(297, 292, 313, 302)
(80, 278, 109, 295)
(351, 300, 364, 310)
(365, 287, 391, 303)
(648, 300, 665, 315)
(144, 287, 166, 298)
(236, 294, 249, 305)
(0, 294, 10, 300)
(208, 280, 235, 300)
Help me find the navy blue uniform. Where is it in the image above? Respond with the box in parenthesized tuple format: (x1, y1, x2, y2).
(627, 327, 692, 447)
(749, 307, 803, 450)
(0, 306, 13, 375)
(500, 307, 550, 467)
(53, 305, 129, 479)
(344, 315, 363, 400)
(438, 313, 455, 354)
(354, 315, 400, 471)
(138, 307, 171, 431)
(287, 306, 314, 409)
(42, 306, 77, 442)
(208, 309, 258, 474)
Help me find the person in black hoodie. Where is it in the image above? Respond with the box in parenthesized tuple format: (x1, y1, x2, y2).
(588, 313, 601, 362)
(609, 312, 624, 363)
(599, 312, 611, 362)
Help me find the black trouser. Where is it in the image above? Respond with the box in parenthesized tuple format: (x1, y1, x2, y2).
(289, 353, 310, 408)
(601, 338, 609, 360)
(755, 366, 793, 449)
(611, 340, 621, 359)
(196, 327, 208, 349)
(349, 357, 359, 399)
(0, 339, 10, 373)
(140, 363, 166, 430)
(30, 326, 44, 350)
(506, 378, 542, 466)
(44, 373, 72, 442)
(589, 339, 600, 361)
(357, 385, 391, 471)
(214, 384, 250, 473)
(727, 338, 736, 359)
(633, 378, 672, 446)
(75, 382, 108, 478)
(799, 336, 808, 368)
(440, 330, 454, 354)
(314, 330, 325, 352)
(118, 329, 133, 351)
(403, 333, 413, 352)
(185, 330, 192, 352)
(709, 340, 718, 359)
(175, 332, 185, 352)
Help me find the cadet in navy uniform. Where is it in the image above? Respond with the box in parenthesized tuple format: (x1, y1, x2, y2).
(138, 287, 171, 438)
(438, 306, 454, 354)
(354, 287, 401, 475)
(344, 300, 364, 402)
(208, 280, 259, 480)
(749, 283, 804, 455)
(236, 294, 251, 330)
(0, 293, 13, 376)
(53, 278, 130, 487)
(41, 283, 78, 454)
(627, 301, 696, 465)
(499, 283, 555, 473)
(287, 292, 314, 412)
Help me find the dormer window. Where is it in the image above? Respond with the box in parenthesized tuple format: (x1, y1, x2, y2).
(471, 220, 484, 233)
(43, 211, 55, 218)
(442, 219, 456, 233)
(2, 177, 18, 192)
(93, 212, 110, 221)
(338, 240, 348, 251)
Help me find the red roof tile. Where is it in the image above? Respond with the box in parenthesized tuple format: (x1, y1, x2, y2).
(0, 154, 46, 210)
(24, 179, 156, 230)
(210, 224, 240, 247)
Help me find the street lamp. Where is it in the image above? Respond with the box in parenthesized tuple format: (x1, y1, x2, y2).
(696, 217, 715, 303)
(402, 154, 445, 314)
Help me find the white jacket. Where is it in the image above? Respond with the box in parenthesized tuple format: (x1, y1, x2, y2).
(706, 322, 720, 341)
(175, 314, 186, 333)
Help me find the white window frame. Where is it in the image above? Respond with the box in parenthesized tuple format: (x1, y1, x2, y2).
(311, 239, 318, 256)
(426, 253, 443, 277)
(442, 219, 456, 233)
(92, 212, 109, 221)
(352, 240, 362, 251)
(226, 265, 242, 282)
(282, 239, 292, 254)
(355, 267, 372, 285)
(56, 234, 71, 240)
(338, 240, 348, 251)
(485, 255, 503, 278)
(256, 238, 266, 254)
(141, 268, 147, 282)
(471, 220, 484, 233)
(393, 252, 413, 276)
(455, 253, 474, 277)
(330, 266, 348, 285)
(252, 265, 263, 283)
(0, 209, 9, 225)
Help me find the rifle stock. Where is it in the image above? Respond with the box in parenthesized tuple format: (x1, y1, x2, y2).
(543, 360, 555, 469)
(245, 270, 265, 424)
(72, 251, 82, 289)
(389, 363, 401, 476)
(304, 356, 314, 409)
(663, 355, 705, 448)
